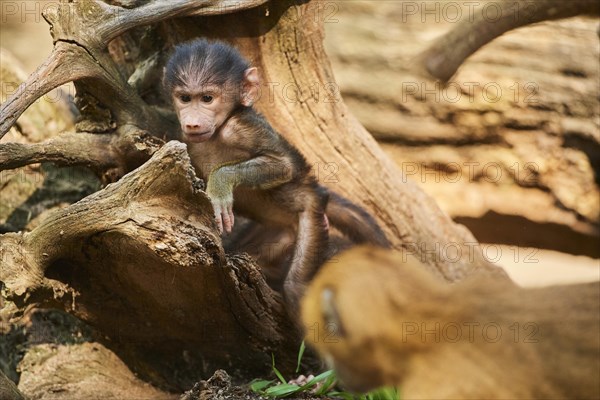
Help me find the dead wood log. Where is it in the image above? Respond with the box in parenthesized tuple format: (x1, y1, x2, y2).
(18, 342, 175, 400)
(0, 127, 162, 184)
(0, 141, 299, 389)
(415, 0, 600, 82)
(0, 369, 26, 400)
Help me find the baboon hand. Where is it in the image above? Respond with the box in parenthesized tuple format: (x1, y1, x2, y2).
(211, 195, 234, 234)
(206, 173, 235, 234)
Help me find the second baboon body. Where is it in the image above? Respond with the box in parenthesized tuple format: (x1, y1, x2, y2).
(302, 246, 600, 399)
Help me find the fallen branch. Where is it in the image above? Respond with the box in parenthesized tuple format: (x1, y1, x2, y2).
(417, 0, 600, 81)
(0, 126, 162, 182)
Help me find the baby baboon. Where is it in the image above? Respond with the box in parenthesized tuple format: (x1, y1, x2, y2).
(163, 39, 389, 314)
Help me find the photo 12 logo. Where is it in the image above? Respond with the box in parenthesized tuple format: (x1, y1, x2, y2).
(399, 1, 540, 24)
(401, 321, 540, 344)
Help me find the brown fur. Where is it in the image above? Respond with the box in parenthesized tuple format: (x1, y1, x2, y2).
(302, 246, 600, 399)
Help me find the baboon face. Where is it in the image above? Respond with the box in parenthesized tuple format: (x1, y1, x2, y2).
(164, 39, 259, 142)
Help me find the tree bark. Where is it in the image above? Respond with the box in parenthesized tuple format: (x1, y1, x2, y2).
(18, 342, 175, 400)
(0, 369, 26, 400)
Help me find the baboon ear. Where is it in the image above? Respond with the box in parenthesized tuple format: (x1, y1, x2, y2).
(241, 67, 260, 106)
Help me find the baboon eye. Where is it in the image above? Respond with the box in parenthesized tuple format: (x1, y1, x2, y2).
(179, 94, 191, 103)
(201, 94, 214, 103)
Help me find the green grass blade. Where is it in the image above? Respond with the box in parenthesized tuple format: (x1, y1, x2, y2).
(295, 340, 306, 373)
(297, 369, 336, 391)
(309, 369, 336, 383)
(272, 366, 286, 385)
(271, 353, 287, 384)
(264, 383, 301, 397)
(315, 372, 337, 395)
(327, 392, 360, 400)
(366, 387, 400, 400)
(249, 379, 274, 392)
